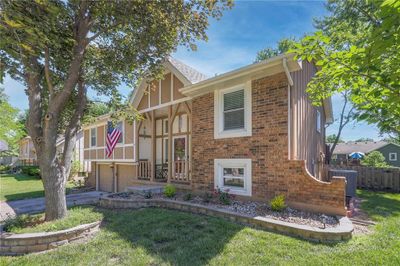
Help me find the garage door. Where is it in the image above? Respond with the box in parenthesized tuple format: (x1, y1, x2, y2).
(117, 165, 136, 192)
(99, 164, 113, 192)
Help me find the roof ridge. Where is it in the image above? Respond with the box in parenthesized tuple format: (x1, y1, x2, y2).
(167, 56, 208, 84)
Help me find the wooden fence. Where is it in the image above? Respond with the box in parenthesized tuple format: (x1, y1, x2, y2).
(329, 165, 400, 192)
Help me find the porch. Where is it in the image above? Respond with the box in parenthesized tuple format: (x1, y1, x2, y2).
(135, 101, 192, 185)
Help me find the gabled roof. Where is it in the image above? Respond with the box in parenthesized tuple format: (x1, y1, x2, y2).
(331, 141, 398, 155)
(167, 57, 208, 84)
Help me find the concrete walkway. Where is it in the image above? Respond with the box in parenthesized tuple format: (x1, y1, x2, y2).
(0, 191, 108, 222)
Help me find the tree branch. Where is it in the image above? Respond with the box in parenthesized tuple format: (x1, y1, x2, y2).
(44, 47, 54, 97)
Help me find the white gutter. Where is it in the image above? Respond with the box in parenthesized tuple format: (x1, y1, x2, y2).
(282, 58, 294, 86)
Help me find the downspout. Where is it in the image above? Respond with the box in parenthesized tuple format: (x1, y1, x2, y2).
(283, 58, 293, 160)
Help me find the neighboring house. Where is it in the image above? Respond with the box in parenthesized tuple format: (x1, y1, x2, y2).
(18, 132, 90, 173)
(83, 54, 347, 215)
(331, 141, 400, 167)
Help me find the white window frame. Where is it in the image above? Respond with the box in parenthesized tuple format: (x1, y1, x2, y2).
(214, 82, 252, 139)
(214, 159, 252, 196)
(389, 152, 397, 161)
(90, 128, 97, 147)
(316, 109, 321, 133)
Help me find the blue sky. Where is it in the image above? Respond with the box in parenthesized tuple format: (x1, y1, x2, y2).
(1, 0, 384, 141)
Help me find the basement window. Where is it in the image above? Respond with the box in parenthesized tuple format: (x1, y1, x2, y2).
(214, 83, 252, 139)
(389, 153, 397, 161)
(214, 159, 252, 196)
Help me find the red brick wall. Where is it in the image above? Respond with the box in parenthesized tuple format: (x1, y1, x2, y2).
(191, 73, 346, 215)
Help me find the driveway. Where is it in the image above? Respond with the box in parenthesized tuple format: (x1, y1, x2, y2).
(0, 191, 108, 222)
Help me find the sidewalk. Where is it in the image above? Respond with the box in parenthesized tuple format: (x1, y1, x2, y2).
(0, 191, 108, 222)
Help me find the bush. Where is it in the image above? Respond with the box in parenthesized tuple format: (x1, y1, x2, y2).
(202, 192, 213, 203)
(183, 193, 193, 201)
(214, 187, 233, 205)
(21, 166, 41, 178)
(0, 165, 11, 173)
(69, 160, 81, 180)
(361, 151, 390, 168)
(270, 194, 286, 212)
(3, 214, 42, 232)
(164, 184, 176, 198)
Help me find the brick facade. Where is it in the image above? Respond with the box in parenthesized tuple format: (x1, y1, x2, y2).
(191, 73, 346, 215)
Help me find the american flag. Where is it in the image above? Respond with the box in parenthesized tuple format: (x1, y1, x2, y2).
(106, 121, 122, 158)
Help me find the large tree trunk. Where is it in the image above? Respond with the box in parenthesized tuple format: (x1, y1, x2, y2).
(41, 163, 67, 220)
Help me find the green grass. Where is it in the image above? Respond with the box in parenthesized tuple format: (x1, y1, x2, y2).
(4, 205, 103, 233)
(0, 173, 77, 201)
(1, 190, 399, 265)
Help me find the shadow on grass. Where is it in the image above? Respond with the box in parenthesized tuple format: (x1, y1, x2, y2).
(3, 190, 45, 202)
(357, 189, 400, 221)
(97, 207, 244, 265)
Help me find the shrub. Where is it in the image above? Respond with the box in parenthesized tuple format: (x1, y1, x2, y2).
(0, 165, 11, 173)
(69, 160, 81, 180)
(270, 194, 286, 212)
(202, 192, 213, 203)
(214, 187, 233, 205)
(361, 151, 390, 168)
(21, 166, 41, 178)
(183, 193, 193, 201)
(164, 184, 176, 198)
(3, 214, 42, 232)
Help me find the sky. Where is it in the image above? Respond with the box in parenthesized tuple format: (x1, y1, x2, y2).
(1, 0, 384, 141)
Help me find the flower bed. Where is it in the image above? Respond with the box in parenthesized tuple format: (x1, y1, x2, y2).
(103, 192, 353, 242)
(108, 192, 339, 229)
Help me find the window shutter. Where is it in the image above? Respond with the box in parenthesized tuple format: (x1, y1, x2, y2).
(223, 89, 245, 130)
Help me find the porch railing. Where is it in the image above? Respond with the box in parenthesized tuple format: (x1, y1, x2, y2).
(138, 160, 151, 180)
(171, 160, 190, 183)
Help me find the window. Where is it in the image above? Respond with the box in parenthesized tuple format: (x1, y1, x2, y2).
(214, 83, 252, 139)
(316, 110, 321, 133)
(214, 159, 252, 196)
(116, 121, 123, 144)
(164, 138, 168, 163)
(90, 128, 96, 147)
(389, 153, 397, 161)
(164, 119, 168, 135)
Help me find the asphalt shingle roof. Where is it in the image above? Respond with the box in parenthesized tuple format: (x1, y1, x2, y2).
(331, 141, 389, 155)
(168, 57, 208, 84)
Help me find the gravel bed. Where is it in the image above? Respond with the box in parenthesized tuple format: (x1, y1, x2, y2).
(108, 192, 339, 229)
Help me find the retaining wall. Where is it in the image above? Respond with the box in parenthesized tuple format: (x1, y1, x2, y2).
(0, 221, 100, 256)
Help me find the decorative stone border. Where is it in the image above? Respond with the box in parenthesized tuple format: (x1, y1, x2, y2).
(100, 196, 353, 242)
(0, 221, 101, 256)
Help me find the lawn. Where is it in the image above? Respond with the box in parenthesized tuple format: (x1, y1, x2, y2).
(0, 173, 77, 202)
(1, 190, 399, 265)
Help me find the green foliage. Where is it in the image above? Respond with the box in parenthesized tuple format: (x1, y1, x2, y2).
(0, 165, 11, 173)
(68, 160, 81, 180)
(0, 88, 24, 153)
(3, 214, 42, 233)
(183, 193, 193, 201)
(361, 151, 390, 168)
(20, 166, 41, 178)
(292, 0, 400, 136)
(326, 134, 344, 143)
(255, 37, 297, 62)
(214, 187, 233, 205)
(270, 195, 286, 212)
(164, 184, 176, 198)
(354, 137, 374, 142)
(202, 192, 213, 203)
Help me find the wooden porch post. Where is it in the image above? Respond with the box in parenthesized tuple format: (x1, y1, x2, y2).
(183, 102, 192, 181)
(135, 120, 142, 179)
(150, 110, 156, 182)
(168, 105, 173, 183)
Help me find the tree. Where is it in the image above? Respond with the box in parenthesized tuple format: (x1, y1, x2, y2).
(361, 151, 389, 168)
(354, 137, 374, 142)
(0, 88, 24, 154)
(326, 134, 344, 144)
(0, 0, 232, 220)
(293, 0, 400, 137)
(255, 37, 297, 62)
(327, 91, 355, 155)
